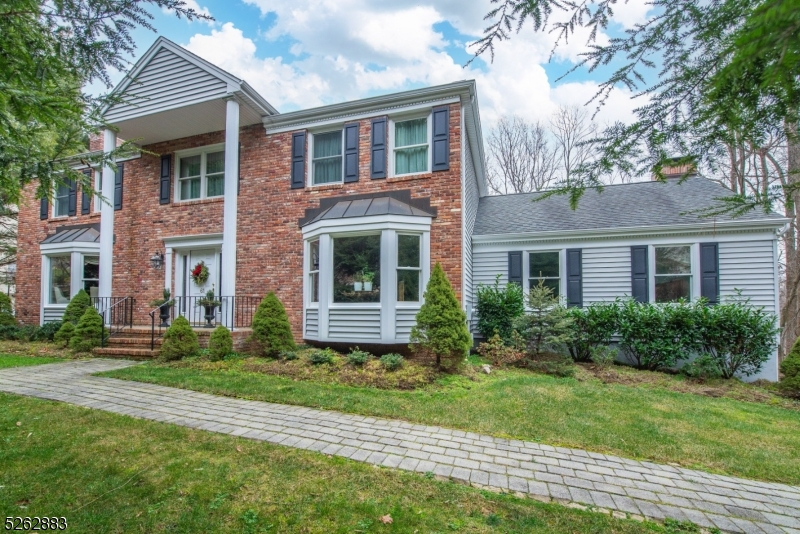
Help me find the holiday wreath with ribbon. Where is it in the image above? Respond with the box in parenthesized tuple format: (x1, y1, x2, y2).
(190, 261, 209, 286)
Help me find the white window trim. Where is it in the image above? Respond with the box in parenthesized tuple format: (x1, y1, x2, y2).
(81, 253, 100, 297)
(52, 182, 71, 218)
(650, 243, 698, 303)
(396, 233, 423, 304)
(173, 143, 226, 202)
(307, 239, 320, 308)
(389, 113, 432, 178)
(40, 243, 101, 316)
(308, 129, 345, 187)
(524, 248, 566, 301)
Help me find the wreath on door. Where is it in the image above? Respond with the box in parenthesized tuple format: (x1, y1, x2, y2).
(190, 261, 209, 287)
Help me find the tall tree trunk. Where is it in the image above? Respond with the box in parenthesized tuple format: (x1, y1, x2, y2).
(782, 121, 800, 358)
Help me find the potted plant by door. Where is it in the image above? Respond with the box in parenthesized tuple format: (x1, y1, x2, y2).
(353, 271, 363, 292)
(362, 270, 375, 292)
(197, 287, 222, 328)
(150, 288, 174, 328)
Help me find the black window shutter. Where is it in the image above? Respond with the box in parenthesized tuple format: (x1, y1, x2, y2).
(566, 249, 583, 308)
(431, 105, 450, 171)
(700, 242, 720, 304)
(370, 117, 387, 179)
(344, 123, 359, 183)
(114, 163, 124, 210)
(67, 178, 77, 216)
(159, 155, 171, 205)
(81, 169, 92, 215)
(291, 132, 306, 189)
(631, 246, 649, 303)
(39, 198, 48, 220)
(508, 251, 523, 286)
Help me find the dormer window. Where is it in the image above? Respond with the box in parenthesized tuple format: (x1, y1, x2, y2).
(311, 131, 343, 185)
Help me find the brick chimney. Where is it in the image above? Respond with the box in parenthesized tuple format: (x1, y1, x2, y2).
(652, 157, 696, 180)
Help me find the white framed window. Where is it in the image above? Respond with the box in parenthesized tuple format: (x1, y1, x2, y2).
(309, 239, 320, 304)
(48, 255, 71, 304)
(310, 130, 344, 185)
(175, 145, 225, 201)
(332, 233, 381, 303)
(529, 251, 560, 295)
(54, 182, 70, 217)
(82, 255, 99, 298)
(391, 114, 431, 176)
(397, 234, 421, 302)
(654, 245, 692, 302)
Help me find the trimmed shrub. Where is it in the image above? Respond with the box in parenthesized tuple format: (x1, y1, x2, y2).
(160, 316, 200, 361)
(208, 325, 233, 361)
(476, 275, 524, 342)
(33, 321, 62, 341)
(54, 321, 76, 347)
(0, 325, 18, 340)
(566, 302, 619, 362)
(250, 292, 296, 357)
(512, 280, 574, 358)
(69, 307, 103, 353)
(380, 353, 404, 371)
(410, 263, 471, 369)
(477, 332, 525, 366)
(62, 289, 91, 324)
(309, 348, 336, 365)
(347, 348, 372, 366)
(779, 338, 800, 398)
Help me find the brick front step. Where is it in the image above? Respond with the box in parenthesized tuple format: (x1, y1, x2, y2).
(92, 347, 159, 359)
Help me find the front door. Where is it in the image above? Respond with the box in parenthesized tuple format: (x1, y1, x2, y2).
(187, 249, 219, 298)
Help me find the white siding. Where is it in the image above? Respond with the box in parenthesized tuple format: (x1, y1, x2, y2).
(719, 240, 776, 312)
(305, 309, 318, 339)
(328, 308, 381, 340)
(105, 48, 228, 122)
(43, 306, 64, 324)
(472, 249, 508, 288)
(583, 246, 632, 304)
(396, 308, 420, 340)
(462, 136, 480, 315)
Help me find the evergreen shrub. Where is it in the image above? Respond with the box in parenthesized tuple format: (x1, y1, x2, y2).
(69, 307, 103, 353)
(380, 353, 404, 371)
(54, 321, 76, 347)
(347, 348, 372, 366)
(779, 338, 800, 398)
(250, 292, 296, 357)
(208, 325, 233, 361)
(476, 275, 524, 342)
(566, 302, 619, 362)
(512, 280, 574, 358)
(160, 316, 200, 361)
(62, 289, 91, 324)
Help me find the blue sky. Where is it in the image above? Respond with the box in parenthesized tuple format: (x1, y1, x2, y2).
(108, 0, 654, 128)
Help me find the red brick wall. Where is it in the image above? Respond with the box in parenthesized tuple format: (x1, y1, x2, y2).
(16, 103, 464, 343)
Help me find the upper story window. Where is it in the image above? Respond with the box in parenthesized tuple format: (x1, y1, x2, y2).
(54, 182, 71, 217)
(312, 131, 343, 185)
(529, 251, 560, 295)
(655, 246, 692, 302)
(177, 147, 225, 201)
(393, 117, 429, 175)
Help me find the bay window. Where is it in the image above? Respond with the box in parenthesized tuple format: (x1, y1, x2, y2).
(529, 251, 560, 295)
(312, 131, 343, 185)
(397, 234, 421, 302)
(82, 255, 100, 298)
(176, 146, 225, 201)
(655, 246, 692, 302)
(333, 235, 381, 303)
(49, 255, 71, 304)
(394, 118, 429, 175)
(309, 240, 320, 303)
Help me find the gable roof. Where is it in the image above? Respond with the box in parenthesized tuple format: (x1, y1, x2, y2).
(474, 177, 787, 237)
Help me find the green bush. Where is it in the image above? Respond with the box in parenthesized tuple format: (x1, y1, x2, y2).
(682, 354, 724, 380)
(512, 280, 574, 358)
(476, 332, 525, 366)
(0, 292, 13, 315)
(347, 348, 372, 366)
(779, 338, 800, 398)
(0, 313, 16, 326)
(309, 348, 336, 365)
(208, 325, 233, 361)
(476, 275, 524, 342)
(62, 289, 91, 324)
(54, 321, 76, 347)
(250, 292, 296, 357)
(279, 350, 298, 361)
(69, 307, 103, 353)
(590, 345, 618, 367)
(160, 315, 200, 361)
(0, 325, 18, 340)
(380, 353, 404, 371)
(566, 302, 619, 362)
(33, 321, 62, 341)
(410, 263, 471, 369)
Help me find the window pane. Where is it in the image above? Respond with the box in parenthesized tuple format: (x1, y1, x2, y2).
(398, 235, 420, 267)
(333, 235, 380, 303)
(180, 155, 201, 178)
(529, 277, 560, 296)
(395, 119, 427, 147)
(656, 246, 691, 275)
(395, 146, 428, 174)
(54, 182, 70, 216)
(313, 158, 342, 184)
(83, 256, 99, 280)
(529, 252, 559, 278)
(310, 240, 320, 271)
(180, 178, 201, 200)
(397, 269, 420, 302)
(207, 174, 225, 197)
(313, 132, 342, 158)
(206, 151, 225, 174)
(310, 272, 319, 303)
(49, 256, 71, 304)
(655, 275, 691, 302)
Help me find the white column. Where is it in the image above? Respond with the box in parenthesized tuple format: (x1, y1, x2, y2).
(221, 98, 240, 328)
(99, 129, 116, 301)
(381, 230, 396, 342)
(318, 234, 332, 340)
(164, 248, 173, 296)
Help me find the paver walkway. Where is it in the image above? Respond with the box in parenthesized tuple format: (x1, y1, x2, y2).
(2, 360, 799, 534)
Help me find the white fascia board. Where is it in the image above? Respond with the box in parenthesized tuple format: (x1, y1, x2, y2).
(40, 242, 100, 255)
(163, 233, 224, 250)
(301, 215, 433, 240)
(463, 86, 488, 198)
(472, 219, 790, 246)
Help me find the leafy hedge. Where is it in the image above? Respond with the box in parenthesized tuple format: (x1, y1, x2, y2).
(0, 321, 62, 342)
(476, 275, 524, 342)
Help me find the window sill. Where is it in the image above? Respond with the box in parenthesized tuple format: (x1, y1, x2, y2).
(305, 183, 344, 192)
(171, 197, 225, 207)
(388, 173, 432, 183)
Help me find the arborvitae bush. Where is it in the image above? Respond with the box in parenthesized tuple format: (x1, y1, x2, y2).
(779, 337, 800, 398)
(54, 321, 76, 347)
(160, 316, 199, 361)
(62, 289, 91, 324)
(208, 325, 233, 361)
(69, 307, 103, 353)
(410, 263, 471, 370)
(250, 292, 296, 357)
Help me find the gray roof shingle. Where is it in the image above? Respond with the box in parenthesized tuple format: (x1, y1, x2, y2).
(473, 177, 785, 236)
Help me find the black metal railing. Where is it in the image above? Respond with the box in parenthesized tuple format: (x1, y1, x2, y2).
(149, 296, 261, 351)
(94, 296, 136, 347)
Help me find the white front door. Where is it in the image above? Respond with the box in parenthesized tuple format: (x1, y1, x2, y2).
(187, 249, 219, 298)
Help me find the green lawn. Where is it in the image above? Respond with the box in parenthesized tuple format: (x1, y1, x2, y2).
(0, 393, 678, 534)
(0, 354, 63, 369)
(103, 361, 800, 486)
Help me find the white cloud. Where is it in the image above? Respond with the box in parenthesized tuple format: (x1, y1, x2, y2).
(609, 0, 654, 29)
(163, 0, 215, 26)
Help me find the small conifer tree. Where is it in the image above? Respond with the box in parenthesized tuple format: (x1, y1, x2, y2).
(0, 293, 15, 325)
(69, 307, 103, 353)
(512, 280, 574, 358)
(250, 292, 296, 357)
(63, 289, 91, 324)
(54, 321, 76, 347)
(208, 325, 234, 361)
(160, 316, 200, 361)
(410, 263, 472, 369)
(779, 337, 800, 398)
